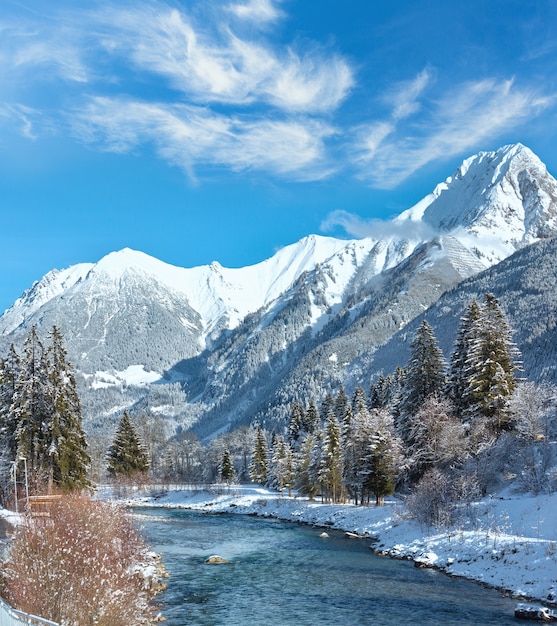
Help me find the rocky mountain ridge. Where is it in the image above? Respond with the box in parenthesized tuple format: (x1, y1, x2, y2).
(1, 143, 556, 437)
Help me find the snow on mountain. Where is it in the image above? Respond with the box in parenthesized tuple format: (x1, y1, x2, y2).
(397, 143, 557, 265)
(1, 143, 556, 434)
(0, 236, 357, 341)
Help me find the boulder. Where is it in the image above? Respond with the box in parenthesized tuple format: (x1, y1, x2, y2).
(205, 555, 230, 564)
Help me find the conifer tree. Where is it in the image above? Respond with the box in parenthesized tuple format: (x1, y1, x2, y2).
(294, 432, 320, 499)
(320, 410, 343, 503)
(0, 346, 20, 500)
(302, 400, 319, 435)
(287, 401, 305, 445)
(268, 435, 294, 495)
(466, 293, 521, 432)
(44, 326, 90, 492)
(351, 386, 368, 414)
(399, 320, 447, 441)
(12, 327, 51, 485)
(446, 299, 482, 420)
(219, 448, 235, 483)
(107, 412, 149, 478)
(249, 424, 268, 484)
(364, 432, 397, 506)
(334, 385, 351, 426)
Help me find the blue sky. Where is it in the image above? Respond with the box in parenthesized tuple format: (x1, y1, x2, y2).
(1, 0, 557, 314)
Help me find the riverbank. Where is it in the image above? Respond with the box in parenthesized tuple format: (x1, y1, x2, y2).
(127, 484, 557, 606)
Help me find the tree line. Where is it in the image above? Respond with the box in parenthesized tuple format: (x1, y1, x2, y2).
(212, 293, 557, 511)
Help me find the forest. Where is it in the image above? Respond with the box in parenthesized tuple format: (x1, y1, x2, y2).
(0, 292, 556, 529)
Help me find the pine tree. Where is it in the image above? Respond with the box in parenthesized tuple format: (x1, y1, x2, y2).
(44, 326, 90, 492)
(399, 320, 447, 441)
(320, 409, 343, 503)
(303, 400, 319, 435)
(334, 385, 351, 426)
(0, 346, 20, 502)
(446, 299, 482, 420)
(287, 402, 305, 445)
(219, 448, 235, 483)
(351, 386, 368, 415)
(107, 412, 149, 478)
(466, 293, 522, 432)
(249, 424, 268, 484)
(343, 402, 372, 505)
(12, 327, 51, 486)
(294, 432, 320, 499)
(268, 435, 294, 495)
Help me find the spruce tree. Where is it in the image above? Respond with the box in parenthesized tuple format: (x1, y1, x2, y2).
(466, 293, 521, 432)
(302, 400, 319, 435)
(220, 448, 235, 483)
(446, 299, 482, 420)
(249, 424, 268, 484)
(12, 326, 51, 485)
(45, 326, 90, 492)
(107, 412, 149, 478)
(351, 387, 368, 415)
(321, 409, 343, 503)
(399, 320, 447, 441)
(0, 346, 20, 501)
(287, 401, 305, 445)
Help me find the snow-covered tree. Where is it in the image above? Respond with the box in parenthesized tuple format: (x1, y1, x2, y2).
(509, 381, 557, 440)
(44, 326, 90, 492)
(12, 327, 52, 488)
(294, 432, 320, 499)
(362, 409, 403, 506)
(287, 401, 305, 446)
(466, 293, 522, 432)
(249, 424, 268, 484)
(107, 412, 149, 478)
(303, 400, 320, 435)
(268, 435, 294, 495)
(320, 410, 344, 503)
(219, 448, 235, 484)
(405, 395, 466, 481)
(446, 299, 482, 420)
(344, 406, 402, 505)
(0, 346, 20, 502)
(399, 320, 446, 441)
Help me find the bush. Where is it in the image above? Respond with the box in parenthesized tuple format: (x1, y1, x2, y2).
(1, 495, 157, 625)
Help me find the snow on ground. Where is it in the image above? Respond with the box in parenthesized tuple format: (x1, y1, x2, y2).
(128, 485, 557, 606)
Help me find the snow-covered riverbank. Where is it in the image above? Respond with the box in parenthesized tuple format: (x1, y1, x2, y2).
(128, 484, 557, 607)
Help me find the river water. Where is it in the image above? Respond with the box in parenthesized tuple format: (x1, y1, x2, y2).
(135, 508, 518, 626)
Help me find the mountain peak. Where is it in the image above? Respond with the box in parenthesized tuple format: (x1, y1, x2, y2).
(397, 143, 557, 263)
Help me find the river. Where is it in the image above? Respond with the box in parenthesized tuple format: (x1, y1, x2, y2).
(135, 508, 519, 625)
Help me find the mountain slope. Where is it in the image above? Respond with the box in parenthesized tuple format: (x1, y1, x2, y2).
(1, 143, 556, 437)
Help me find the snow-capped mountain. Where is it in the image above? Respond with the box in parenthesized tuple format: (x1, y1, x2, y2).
(1, 143, 555, 437)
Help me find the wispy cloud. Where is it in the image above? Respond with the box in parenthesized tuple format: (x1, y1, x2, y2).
(96, 4, 352, 112)
(227, 0, 283, 23)
(0, 1, 352, 181)
(321, 209, 438, 240)
(72, 97, 335, 181)
(1, 1, 556, 189)
(354, 76, 553, 188)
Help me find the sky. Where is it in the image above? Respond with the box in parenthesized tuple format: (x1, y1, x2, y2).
(1, 0, 557, 314)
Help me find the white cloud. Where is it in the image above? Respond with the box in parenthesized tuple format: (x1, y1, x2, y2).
(0, 19, 89, 84)
(321, 209, 438, 240)
(0, 103, 50, 140)
(72, 97, 335, 181)
(95, 4, 352, 113)
(355, 77, 554, 188)
(228, 0, 283, 23)
(386, 68, 432, 122)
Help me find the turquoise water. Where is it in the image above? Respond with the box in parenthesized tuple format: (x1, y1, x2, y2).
(136, 508, 518, 625)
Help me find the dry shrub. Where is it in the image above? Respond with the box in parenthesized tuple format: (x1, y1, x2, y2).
(1, 494, 156, 625)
